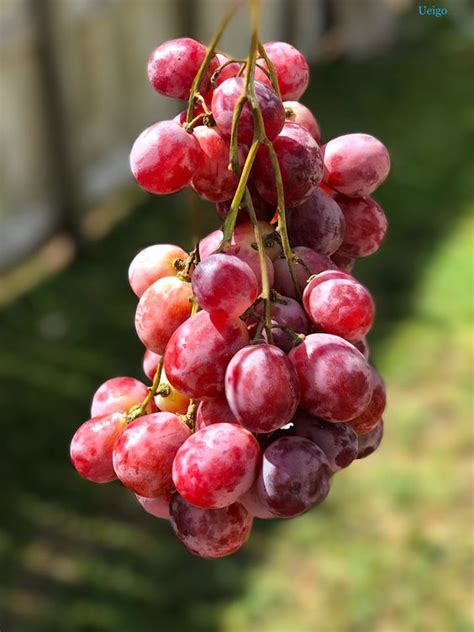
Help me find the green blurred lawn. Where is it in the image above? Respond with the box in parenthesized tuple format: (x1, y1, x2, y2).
(0, 21, 473, 632)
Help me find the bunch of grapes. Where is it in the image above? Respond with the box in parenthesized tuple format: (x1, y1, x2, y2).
(70, 26, 390, 559)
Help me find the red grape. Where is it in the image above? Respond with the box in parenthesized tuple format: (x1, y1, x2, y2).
(287, 189, 345, 256)
(333, 194, 388, 258)
(142, 349, 161, 381)
(322, 133, 391, 197)
(199, 221, 280, 261)
(283, 101, 320, 142)
(240, 483, 276, 519)
(256, 436, 330, 517)
(113, 412, 191, 497)
(172, 423, 260, 508)
(226, 244, 275, 294)
(214, 53, 241, 86)
(164, 310, 249, 399)
(253, 123, 323, 206)
(136, 493, 170, 520)
(196, 396, 239, 430)
(191, 126, 245, 202)
(352, 336, 370, 359)
(192, 253, 258, 319)
(288, 333, 373, 421)
(356, 419, 384, 459)
(70, 413, 126, 483)
(302, 270, 353, 314)
(256, 42, 309, 100)
(273, 246, 335, 299)
(91, 376, 155, 417)
(292, 409, 358, 473)
(225, 344, 300, 433)
(128, 244, 188, 298)
(212, 77, 285, 145)
(170, 494, 252, 558)
(215, 185, 276, 223)
(134, 277, 193, 354)
(304, 275, 375, 341)
(130, 121, 203, 195)
(147, 38, 218, 99)
(154, 368, 190, 415)
(348, 366, 386, 435)
(331, 252, 356, 273)
(252, 295, 310, 353)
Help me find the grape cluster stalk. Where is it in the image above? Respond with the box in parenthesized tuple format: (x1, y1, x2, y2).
(70, 0, 390, 558)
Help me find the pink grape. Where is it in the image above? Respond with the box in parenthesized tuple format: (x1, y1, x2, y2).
(333, 194, 388, 258)
(256, 42, 309, 100)
(154, 368, 190, 415)
(196, 396, 239, 430)
(352, 337, 370, 359)
(130, 121, 203, 195)
(225, 344, 300, 433)
(128, 244, 188, 298)
(356, 420, 384, 459)
(240, 483, 276, 519)
(288, 333, 373, 421)
(331, 252, 356, 273)
(253, 123, 323, 206)
(91, 376, 156, 417)
(348, 366, 386, 435)
(170, 494, 252, 558)
(142, 349, 161, 381)
(256, 436, 330, 517)
(212, 77, 285, 145)
(191, 126, 245, 202)
(302, 270, 353, 314)
(147, 38, 218, 99)
(113, 412, 191, 497)
(252, 296, 310, 353)
(136, 493, 170, 520)
(192, 253, 258, 319)
(322, 133, 391, 197)
(273, 245, 335, 299)
(172, 423, 260, 508)
(134, 277, 193, 354)
(287, 189, 345, 256)
(292, 409, 358, 473)
(214, 53, 241, 86)
(226, 244, 275, 294)
(164, 310, 249, 399)
(173, 91, 214, 125)
(283, 101, 320, 142)
(304, 274, 375, 341)
(199, 221, 280, 261)
(70, 413, 126, 483)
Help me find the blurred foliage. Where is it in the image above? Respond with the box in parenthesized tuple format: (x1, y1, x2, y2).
(0, 19, 473, 632)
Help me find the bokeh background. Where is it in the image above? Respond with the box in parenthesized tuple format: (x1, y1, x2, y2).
(0, 0, 473, 630)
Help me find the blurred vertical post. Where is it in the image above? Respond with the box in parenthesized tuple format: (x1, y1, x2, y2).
(28, 0, 82, 244)
(175, 0, 197, 37)
(280, 0, 297, 43)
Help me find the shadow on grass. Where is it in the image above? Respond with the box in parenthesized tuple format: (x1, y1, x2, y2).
(0, 25, 472, 632)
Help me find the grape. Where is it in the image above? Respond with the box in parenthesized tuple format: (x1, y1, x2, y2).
(215, 185, 276, 223)
(142, 349, 161, 381)
(191, 126, 246, 202)
(273, 246, 335, 299)
(292, 409, 358, 473)
(173, 91, 214, 125)
(283, 101, 320, 142)
(333, 194, 388, 258)
(172, 422, 260, 508)
(302, 270, 353, 314)
(113, 412, 191, 497)
(130, 121, 203, 195)
(196, 396, 239, 430)
(304, 274, 375, 341)
(330, 252, 356, 273)
(225, 344, 300, 433)
(288, 333, 373, 421)
(256, 436, 330, 517)
(322, 133, 391, 197)
(164, 310, 249, 399)
(256, 42, 309, 100)
(226, 244, 275, 294)
(192, 253, 258, 319)
(287, 189, 345, 256)
(199, 221, 281, 261)
(356, 420, 384, 459)
(91, 376, 155, 417)
(170, 494, 252, 558)
(214, 53, 241, 86)
(154, 368, 190, 415)
(252, 295, 310, 353)
(147, 38, 219, 99)
(240, 483, 276, 519)
(128, 244, 188, 298)
(212, 77, 285, 145)
(253, 123, 323, 206)
(70, 413, 126, 483)
(352, 336, 370, 359)
(134, 277, 193, 354)
(136, 493, 170, 520)
(348, 366, 386, 435)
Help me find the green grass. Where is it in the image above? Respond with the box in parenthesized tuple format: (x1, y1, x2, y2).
(0, 23, 473, 632)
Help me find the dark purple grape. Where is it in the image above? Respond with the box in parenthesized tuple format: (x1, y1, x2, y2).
(356, 420, 384, 459)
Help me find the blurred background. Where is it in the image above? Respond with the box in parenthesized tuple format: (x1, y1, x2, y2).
(0, 0, 473, 630)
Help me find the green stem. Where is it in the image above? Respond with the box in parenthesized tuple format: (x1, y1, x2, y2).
(127, 356, 164, 422)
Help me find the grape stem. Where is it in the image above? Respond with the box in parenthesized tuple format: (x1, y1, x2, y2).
(127, 355, 164, 423)
(180, 400, 198, 432)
